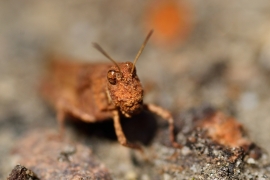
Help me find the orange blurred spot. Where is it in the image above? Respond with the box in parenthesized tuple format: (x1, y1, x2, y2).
(197, 112, 250, 149)
(144, 0, 193, 47)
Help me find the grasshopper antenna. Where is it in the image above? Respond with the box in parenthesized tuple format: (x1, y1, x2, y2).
(93, 43, 121, 73)
(131, 30, 154, 74)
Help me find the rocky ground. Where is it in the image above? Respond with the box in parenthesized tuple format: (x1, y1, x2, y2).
(1, 0, 270, 179)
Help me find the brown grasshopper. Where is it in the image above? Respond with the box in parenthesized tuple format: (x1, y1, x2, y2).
(41, 30, 181, 152)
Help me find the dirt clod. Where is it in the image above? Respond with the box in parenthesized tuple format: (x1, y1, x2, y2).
(7, 165, 39, 180)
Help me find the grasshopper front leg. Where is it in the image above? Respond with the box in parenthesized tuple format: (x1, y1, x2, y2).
(144, 104, 182, 148)
(112, 110, 143, 153)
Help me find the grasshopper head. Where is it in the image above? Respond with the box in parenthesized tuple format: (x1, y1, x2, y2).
(93, 30, 153, 117)
(107, 62, 143, 117)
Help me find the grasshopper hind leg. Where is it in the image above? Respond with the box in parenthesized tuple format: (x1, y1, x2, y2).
(55, 98, 96, 138)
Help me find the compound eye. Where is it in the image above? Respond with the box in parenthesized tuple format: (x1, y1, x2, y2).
(107, 70, 117, 85)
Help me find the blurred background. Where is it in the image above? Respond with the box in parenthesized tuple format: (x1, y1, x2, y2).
(1, 0, 270, 178)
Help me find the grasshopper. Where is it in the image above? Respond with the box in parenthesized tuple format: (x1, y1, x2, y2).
(41, 30, 180, 152)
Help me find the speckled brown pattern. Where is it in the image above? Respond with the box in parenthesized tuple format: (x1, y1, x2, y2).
(12, 131, 112, 180)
